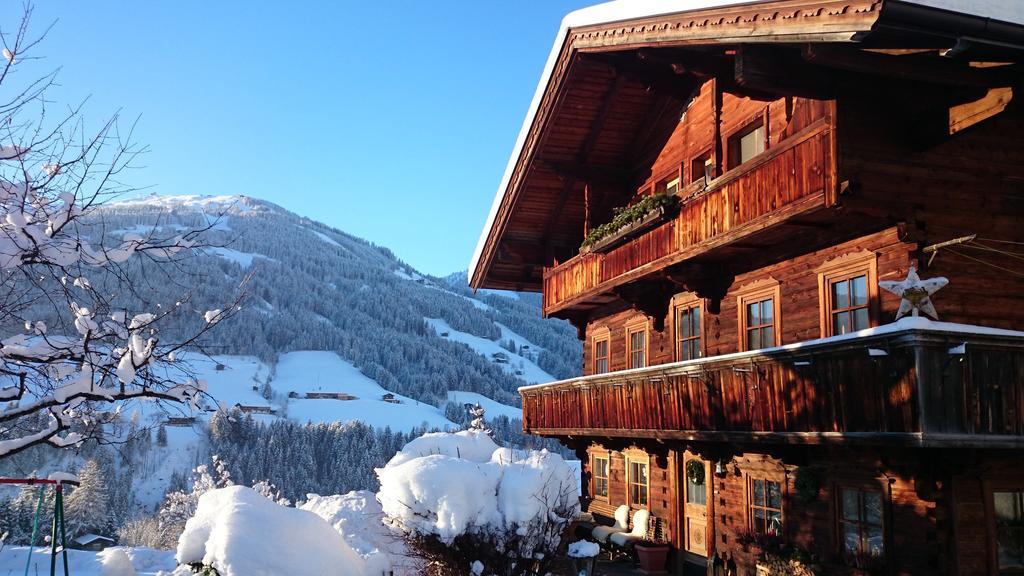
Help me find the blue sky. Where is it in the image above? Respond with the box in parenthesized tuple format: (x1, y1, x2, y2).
(6, 1, 595, 276)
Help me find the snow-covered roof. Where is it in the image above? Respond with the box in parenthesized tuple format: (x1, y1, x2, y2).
(519, 316, 1024, 392)
(469, 0, 1024, 284)
(71, 533, 115, 545)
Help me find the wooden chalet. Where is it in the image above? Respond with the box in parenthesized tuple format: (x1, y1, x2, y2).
(470, 1, 1024, 574)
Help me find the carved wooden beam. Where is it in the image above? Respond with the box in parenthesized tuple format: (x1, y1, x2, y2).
(803, 44, 1019, 88)
(665, 263, 735, 314)
(614, 281, 678, 331)
(734, 45, 833, 99)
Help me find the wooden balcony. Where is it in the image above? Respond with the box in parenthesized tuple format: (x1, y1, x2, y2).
(542, 119, 836, 315)
(520, 319, 1024, 448)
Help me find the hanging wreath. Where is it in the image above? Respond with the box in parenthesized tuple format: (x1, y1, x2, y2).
(686, 460, 705, 486)
(794, 466, 821, 503)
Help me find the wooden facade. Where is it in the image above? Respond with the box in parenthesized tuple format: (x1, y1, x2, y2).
(472, 1, 1024, 574)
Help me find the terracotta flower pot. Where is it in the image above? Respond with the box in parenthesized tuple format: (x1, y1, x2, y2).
(635, 543, 670, 574)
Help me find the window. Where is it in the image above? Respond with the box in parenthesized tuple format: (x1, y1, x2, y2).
(592, 453, 610, 500)
(830, 275, 869, 335)
(994, 490, 1024, 572)
(626, 319, 647, 369)
(626, 454, 649, 508)
(690, 151, 712, 185)
(686, 458, 706, 505)
(749, 478, 783, 536)
(745, 298, 774, 350)
(665, 176, 681, 197)
(729, 119, 766, 168)
(593, 335, 610, 375)
(658, 173, 681, 197)
(839, 487, 885, 562)
(817, 252, 878, 337)
(675, 302, 702, 361)
(737, 280, 781, 352)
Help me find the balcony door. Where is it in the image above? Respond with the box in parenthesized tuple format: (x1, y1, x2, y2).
(682, 455, 709, 560)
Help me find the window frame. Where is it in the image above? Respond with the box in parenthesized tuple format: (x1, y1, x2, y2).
(736, 279, 782, 352)
(591, 450, 611, 503)
(727, 114, 768, 169)
(986, 481, 1024, 574)
(835, 484, 887, 566)
(689, 149, 713, 185)
(817, 252, 879, 338)
(591, 326, 611, 375)
(747, 476, 785, 537)
(624, 449, 650, 509)
(625, 316, 649, 369)
(657, 170, 682, 197)
(672, 293, 704, 362)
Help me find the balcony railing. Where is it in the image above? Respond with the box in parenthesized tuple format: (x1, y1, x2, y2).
(542, 119, 835, 314)
(520, 319, 1024, 447)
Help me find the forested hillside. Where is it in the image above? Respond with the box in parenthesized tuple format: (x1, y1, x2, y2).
(52, 194, 581, 408)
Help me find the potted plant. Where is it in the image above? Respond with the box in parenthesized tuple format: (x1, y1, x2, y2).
(634, 539, 670, 574)
(580, 193, 678, 254)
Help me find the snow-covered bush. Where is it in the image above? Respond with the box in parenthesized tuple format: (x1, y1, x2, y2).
(301, 491, 411, 575)
(175, 485, 368, 576)
(376, 430, 579, 576)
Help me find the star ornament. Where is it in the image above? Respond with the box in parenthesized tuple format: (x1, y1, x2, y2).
(879, 266, 949, 320)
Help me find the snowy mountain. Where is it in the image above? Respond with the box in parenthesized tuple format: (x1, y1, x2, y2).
(90, 194, 581, 408)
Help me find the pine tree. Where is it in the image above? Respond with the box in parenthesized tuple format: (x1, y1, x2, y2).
(156, 424, 168, 447)
(66, 460, 110, 536)
(469, 403, 491, 436)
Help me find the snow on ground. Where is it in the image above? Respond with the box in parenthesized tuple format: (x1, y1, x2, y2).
(273, 352, 455, 432)
(132, 423, 205, 511)
(426, 318, 555, 384)
(191, 355, 274, 411)
(109, 194, 256, 214)
(392, 268, 423, 282)
(0, 546, 175, 576)
(204, 246, 276, 268)
(311, 229, 342, 247)
(424, 283, 492, 311)
(446, 391, 521, 421)
(177, 486, 369, 576)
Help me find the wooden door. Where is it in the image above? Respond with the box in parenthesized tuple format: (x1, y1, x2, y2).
(683, 456, 709, 558)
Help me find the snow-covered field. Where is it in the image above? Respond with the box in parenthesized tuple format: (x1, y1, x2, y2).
(446, 391, 521, 420)
(162, 351, 457, 433)
(426, 318, 555, 384)
(0, 546, 176, 576)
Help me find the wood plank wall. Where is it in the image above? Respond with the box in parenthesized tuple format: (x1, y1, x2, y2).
(839, 93, 1024, 331)
(582, 228, 911, 374)
(578, 442, 1024, 575)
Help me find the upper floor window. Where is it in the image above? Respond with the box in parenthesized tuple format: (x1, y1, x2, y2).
(993, 490, 1024, 572)
(593, 329, 610, 375)
(626, 319, 647, 369)
(690, 151, 712, 185)
(675, 300, 702, 361)
(817, 252, 878, 337)
(592, 452, 610, 501)
(626, 451, 649, 508)
(659, 174, 681, 197)
(839, 487, 885, 563)
(729, 119, 766, 169)
(737, 280, 781, 352)
(749, 478, 783, 536)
